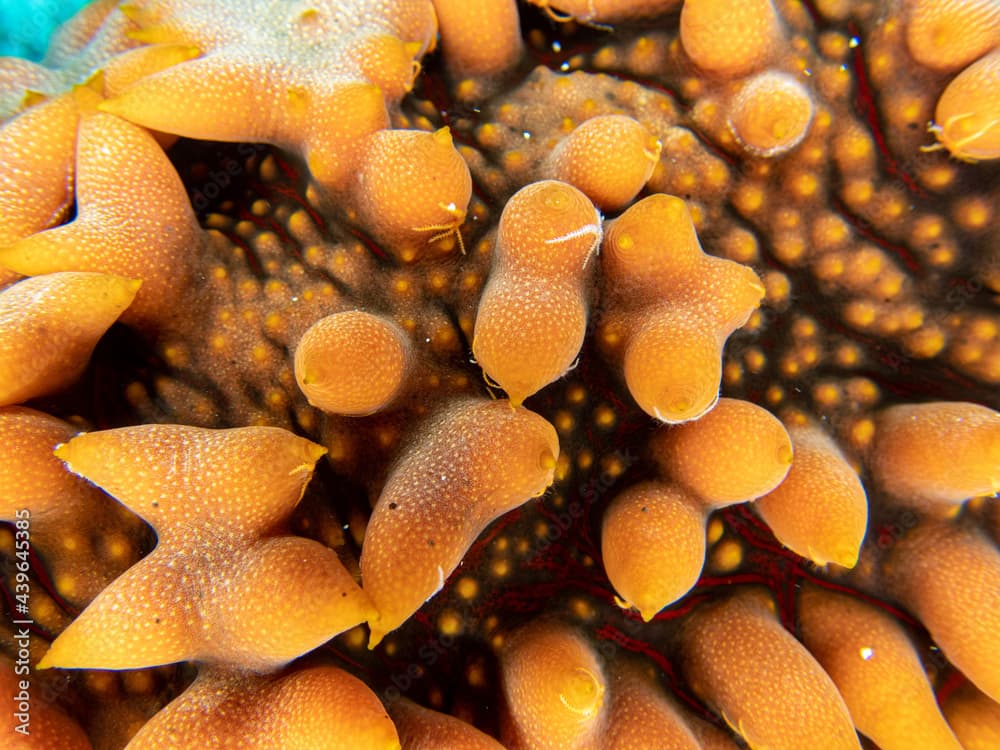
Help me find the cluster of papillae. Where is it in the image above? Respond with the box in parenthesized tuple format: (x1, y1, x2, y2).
(1, 0, 999, 748)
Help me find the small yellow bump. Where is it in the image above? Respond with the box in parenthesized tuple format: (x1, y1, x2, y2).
(812, 382, 841, 407)
(102, 534, 132, 562)
(919, 163, 957, 191)
(845, 377, 879, 405)
(503, 151, 525, 170)
(160, 344, 188, 368)
(594, 404, 617, 429)
(744, 347, 766, 374)
(438, 611, 463, 637)
(773, 233, 806, 264)
(790, 172, 820, 199)
(467, 662, 487, 688)
(905, 327, 946, 358)
(455, 576, 479, 600)
(724, 360, 743, 386)
(122, 670, 155, 695)
(765, 384, 785, 405)
(709, 538, 744, 573)
(62, 534, 81, 552)
(780, 356, 802, 377)
(554, 410, 575, 434)
(834, 342, 862, 368)
(569, 597, 597, 621)
(492, 558, 511, 578)
(707, 517, 725, 545)
(763, 271, 791, 306)
(849, 417, 875, 448)
(264, 312, 283, 332)
(953, 195, 993, 231)
(733, 182, 766, 215)
(55, 574, 77, 598)
(844, 300, 876, 329)
(792, 317, 818, 339)
(566, 383, 587, 405)
(842, 178, 873, 206)
(601, 453, 626, 479)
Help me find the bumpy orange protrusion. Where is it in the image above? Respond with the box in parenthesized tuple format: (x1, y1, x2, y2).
(126, 667, 401, 750)
(727, 71, 815, 157)
(0, 112, 205, 331)
(905, 0, 1000, 72)
(52, 424, 326, 537)
(0, 406, 106, 518)
(389, 697, 505, 749)
(294, 310, 412, 416)
(600, 195, 764, 423)
(39, 425, 371, 672)
(0, 88, 88, 248)
(604, 660, 700, 750)
(930, 49, 1000, 161)
(362, 399, 558, 646)
(799, 586, 964, 750)
(651, 398, 793, 507)
(679, 589, 862, 750)
(433, 0, 523, 98)
(601, 481, 706, 621)
(352, 127, 472, 261)
(942, 681, 1000, 750)
(0, 272, 140, 406)
(680, 0, 780, 78)
(543, 114, 661, 212)
(884, 520, 1000, 703)
(755, 423, 868, 567)
(473, 180, 601, 405)
(346, 34, 423, 100)
(303, 83, 391, 190)
(870, 401, 1000, 508)
(98, 0, 437, 197)
(499, 621, 606, 750)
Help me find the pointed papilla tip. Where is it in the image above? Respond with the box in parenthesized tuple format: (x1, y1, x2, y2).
(432, 126, 453, 147)
(305, 442, 328, 464)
